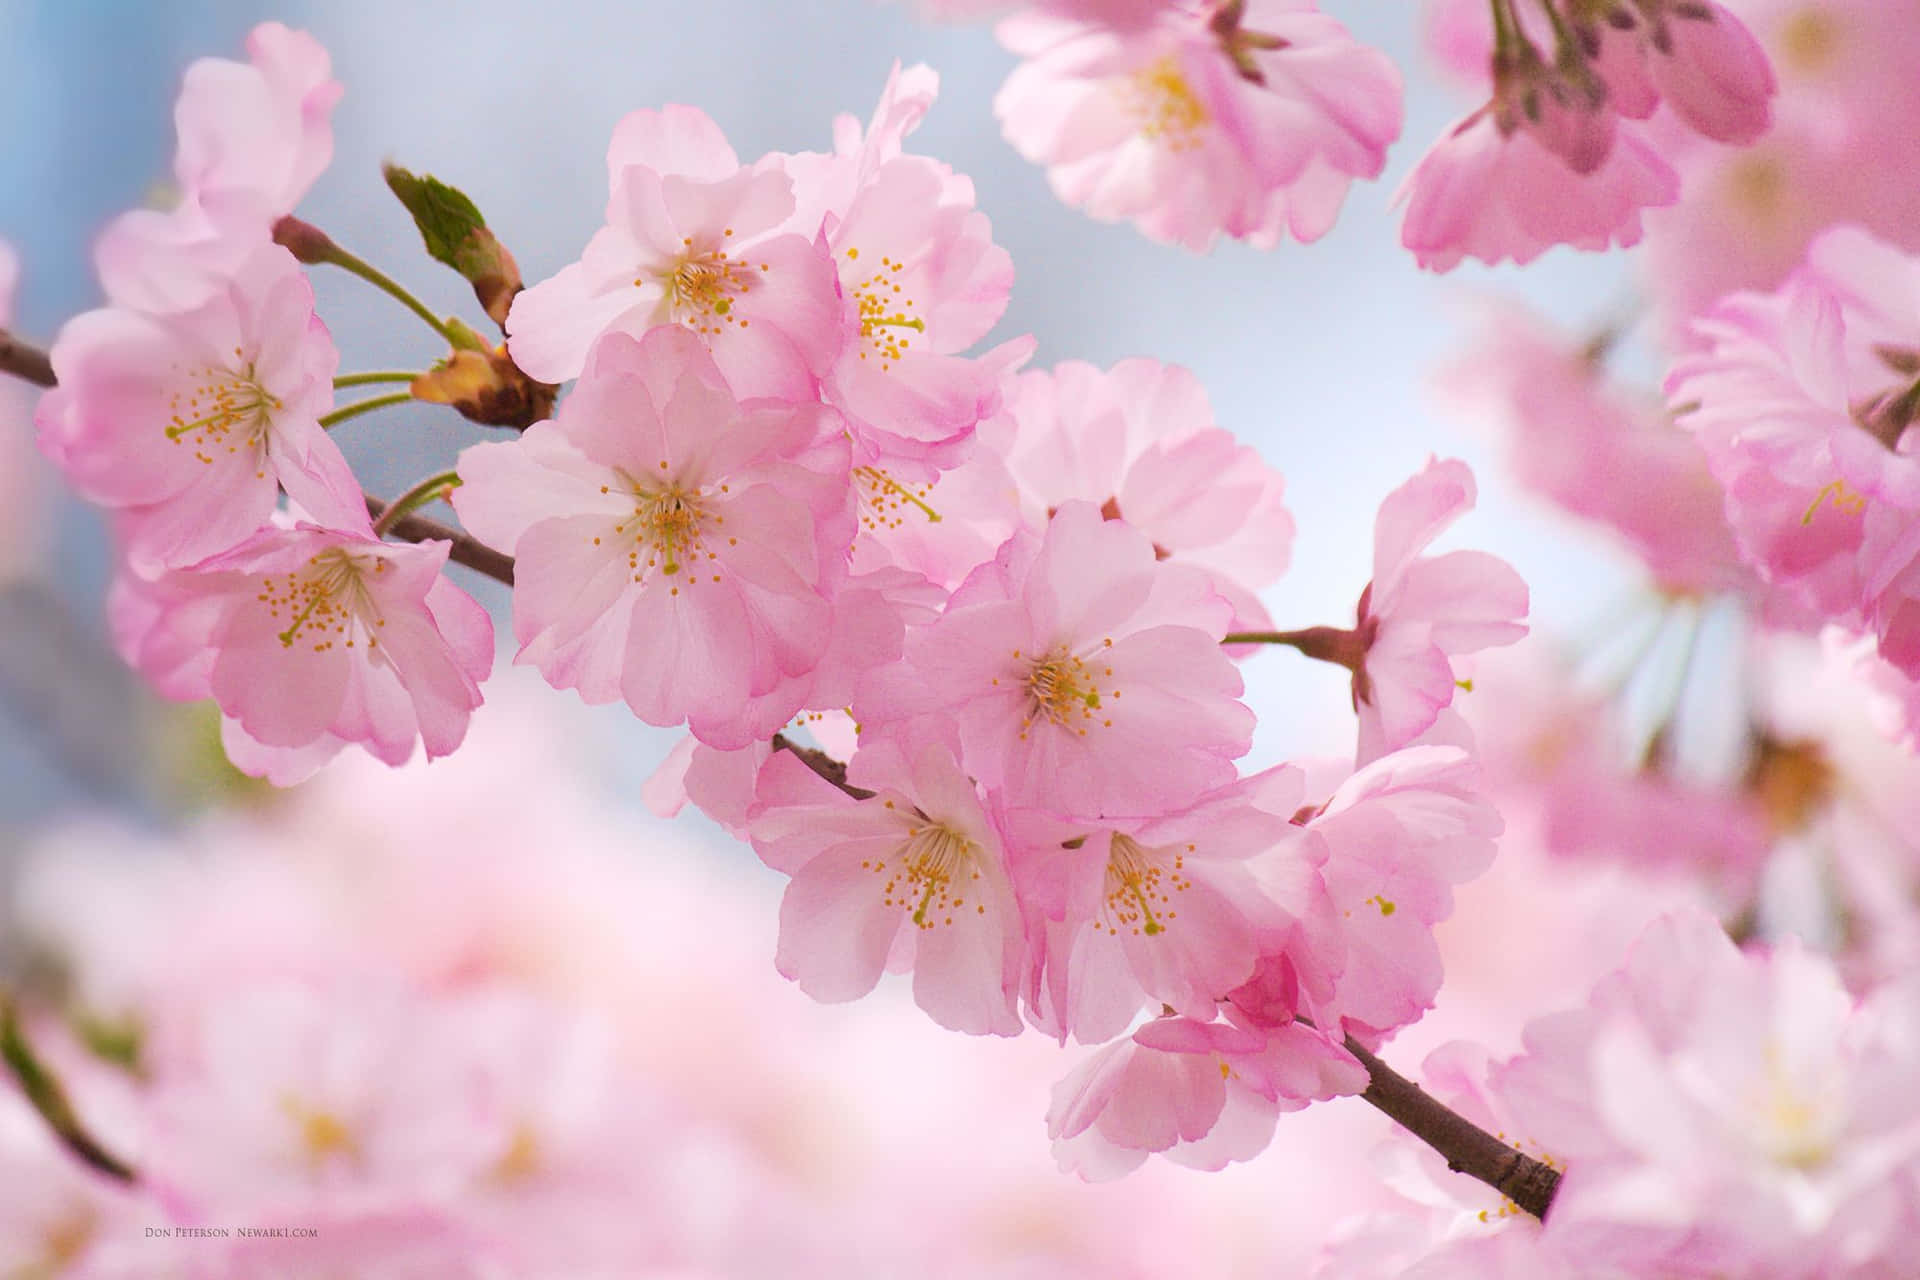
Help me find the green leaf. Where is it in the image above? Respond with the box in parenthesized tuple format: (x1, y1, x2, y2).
(383, 163, 490, 268)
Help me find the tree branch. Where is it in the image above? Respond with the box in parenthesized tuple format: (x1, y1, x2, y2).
(1344, 1034, 1560, 1220)
(0, 328, 55, 388)
(363, 496, 514, 586)
(0, 993, 137, 1184)
(769, 733, 874, 799)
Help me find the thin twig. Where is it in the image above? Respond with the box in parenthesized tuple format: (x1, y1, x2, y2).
(769, 733, 873, 800)
(0, 993, 137, 1184)
(1343, 1034, 1561, 1220)
(0, 328, 55, 388)
(363, 497, 514, 586)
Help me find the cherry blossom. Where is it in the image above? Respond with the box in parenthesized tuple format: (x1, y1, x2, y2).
(1347, 458, 1529, 762)
(505, 104, 842, 397)
(1002, 357, 1293, 635)
(1639, 0, 1920, 326)
(750, 734, 1025, 1035)
(96, 23, 341, 311)
(779, 64, 1021, 467)
(1048, 1014, 1364, 1179)
(1402, 0, 1774, 272)
(1014, 766, 1301, 1045)
(1668, 227, 1920, 671)
(1257, 745, 1502, 1047)
(109, 523, 493, 783)
(859, 499, 1253, 821)
(1435, 301, 1748, 597)
(36, 242, 363, 573)
(1398, 109, 1678, 272)
(1495, 910, 1920, 1276)
(453, 327, 853, 748)
(994, 0, 1402, 250)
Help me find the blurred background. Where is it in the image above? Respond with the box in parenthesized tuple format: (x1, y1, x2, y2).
(0, 1, 1740, 1274)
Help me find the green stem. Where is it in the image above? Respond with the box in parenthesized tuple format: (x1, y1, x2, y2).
(319, 391, 414, 430)
(333, 370, 423, 390)
(316, 243, 474, 351)
(372, 469, 463, 537)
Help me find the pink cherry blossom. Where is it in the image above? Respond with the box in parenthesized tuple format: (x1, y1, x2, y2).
(1434, 301, 1749, 597)
(36, 242, 363, 573)
(860, 499, 1253, 821)
(140, 982, 502, 1219)
(110, 523, 492, 783)
(505, 104, 841, 397)
(453, 327, 853, 748)
(1491, 910, 1920, 1276)
(1014, 765, 1302, 1045)
(96, 23, 341, 311)
(1398, 106, 1679, 272)
(1349, 458, 1529, 762)
(749, 735, 1025, 1036)
(994, 0, 1402, 250)
(1277, 745, 1501, 1046)
(1048, 1013, 1364, 1179)
(1404, 0, 1771, 272)
(1002, 357, 1294, 635)
(1625, 0, 1776, 145)
(780, 65, 1021, 466)
(1668, 229, 1920, 668)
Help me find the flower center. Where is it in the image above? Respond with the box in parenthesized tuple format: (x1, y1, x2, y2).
(280, 1094, 359, 1167)
(1800, 477, 1867, 526)
(844, 247, 924, 370)
(607, 474, 724, 594)
(1747, 737, 1835, 835)
(653, 234, 766, 338)
(1101, 833, 1193, 937)
(854, 465, 941, 532)
(490, 1123, 542, 1184)
(1725, 153, 1787, 225)
(1776, 8, 1839, 76)
(38, 1205, 96, 1269)
(261, 549, 389, 653)
(1750, 1050, 1839, 1170)
(1127, 56, 1209, 151)
(868, 819, 984, 930)
(165, 358, 281, 468)
(1015, 642, 1119, 740)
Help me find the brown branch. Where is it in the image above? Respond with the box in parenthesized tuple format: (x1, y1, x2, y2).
(769, 733, 873, 800)
(363, 496, 514, 586)
(1344, 1034, 1560, 1220)
(0, 993, 137, 1184)
(0, 328, 55, 388)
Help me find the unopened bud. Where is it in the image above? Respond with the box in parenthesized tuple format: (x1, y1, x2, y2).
(410, 347, 557, 431)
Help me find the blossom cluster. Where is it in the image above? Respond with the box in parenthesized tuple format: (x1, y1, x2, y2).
(0, 690, 1349, 1277)
(441, 54, 1529, 1171)
(1316, 910, 1920, 1277)
(15, 0, 1920, 1265)
(10, 15, 1548, 1184)
(906, 0, 1781, 271)
(33, 24, 492, 785)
